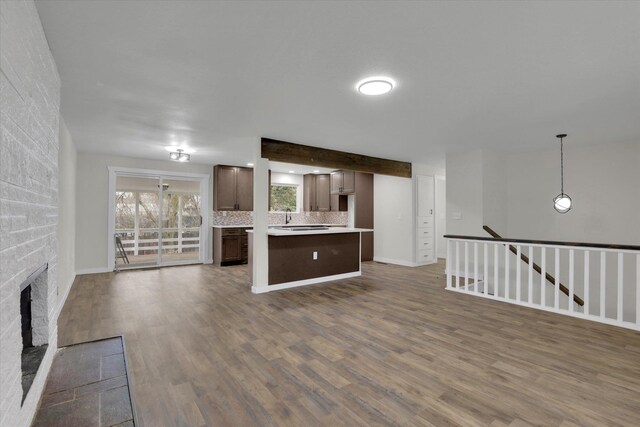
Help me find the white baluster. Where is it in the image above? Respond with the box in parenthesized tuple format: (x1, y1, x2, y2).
(569, 249, 575, 313)
(540, 247, 546, 307)
(484, 243, 489, 296)
(464, 241, 469, 291)
(474, 243, 479, 294)
(584, 251, 589, 316)
(617, 253, 623, 322)
(505, 245, 510, 300)
(494, 244, 499, 298)
(516, 245, 521, 302)
(600, 252, 606, 319)
(455, 241, 460, 289)
(554, 248, 560, 310)
(446, 239, 452, 289)
(528, 246, 533, 305)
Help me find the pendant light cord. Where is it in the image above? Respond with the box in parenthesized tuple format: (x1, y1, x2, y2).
(560, 136, 564, 194)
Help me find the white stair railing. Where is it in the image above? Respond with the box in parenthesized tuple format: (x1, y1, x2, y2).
(445, 235, 640, 331)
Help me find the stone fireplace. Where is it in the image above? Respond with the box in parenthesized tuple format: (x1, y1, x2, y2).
(0, 1, 62, 425)
(19, 265, 50, 403)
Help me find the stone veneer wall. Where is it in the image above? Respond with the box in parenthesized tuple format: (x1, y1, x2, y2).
(0, 1, 61, 426)
(211, 210, 349, 227)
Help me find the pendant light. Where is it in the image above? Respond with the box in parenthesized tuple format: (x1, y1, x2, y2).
(553, 133, 572, 213)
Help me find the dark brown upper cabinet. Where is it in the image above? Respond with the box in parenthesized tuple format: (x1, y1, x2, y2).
(303, 174, 331, 212)
(330, 170, 355, 195)
(331, 194, 348, 212)
(213, 165, 253, 211)
(316, 174, 331, 211)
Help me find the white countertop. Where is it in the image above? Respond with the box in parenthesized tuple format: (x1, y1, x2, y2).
(212, 224, 347, 229)
(247, 227, 373, 236)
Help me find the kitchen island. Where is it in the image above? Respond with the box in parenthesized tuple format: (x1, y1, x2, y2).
(248, 226, 372, 292)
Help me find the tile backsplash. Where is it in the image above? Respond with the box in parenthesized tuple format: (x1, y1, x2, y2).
(210, 211, 349, 227)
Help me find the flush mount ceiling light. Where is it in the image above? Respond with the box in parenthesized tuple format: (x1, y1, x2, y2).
(247, 163, 254, 167)
(553, 134, 572, 213)
(356, 76, 395, 96)
(169, 149, 190, 162)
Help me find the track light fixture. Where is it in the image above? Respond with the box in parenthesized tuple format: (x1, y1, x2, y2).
(169, 149, 190, 162)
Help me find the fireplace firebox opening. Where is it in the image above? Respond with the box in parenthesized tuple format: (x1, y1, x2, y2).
(19, 264, 49, 404)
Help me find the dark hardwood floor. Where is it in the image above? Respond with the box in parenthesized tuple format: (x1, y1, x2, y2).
(58, 261, 640, 426)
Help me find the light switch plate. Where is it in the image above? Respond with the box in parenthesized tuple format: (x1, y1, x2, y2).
(313, 251, 318, 260)
(451, 211, 462, 220)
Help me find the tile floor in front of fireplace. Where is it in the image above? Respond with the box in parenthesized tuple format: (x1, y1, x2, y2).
(32, 337, 135, 427)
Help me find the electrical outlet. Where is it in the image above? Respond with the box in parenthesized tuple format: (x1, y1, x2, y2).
(222, 211, 227, 217)
(313, 251, 318, 260)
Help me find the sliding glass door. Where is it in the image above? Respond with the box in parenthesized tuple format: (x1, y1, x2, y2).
(160, 179, 201, 264)
(115, 176, 162, 268)
(113, 173, 203, 269)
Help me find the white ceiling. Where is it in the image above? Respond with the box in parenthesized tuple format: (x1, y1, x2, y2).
(36, 1, 640, 168)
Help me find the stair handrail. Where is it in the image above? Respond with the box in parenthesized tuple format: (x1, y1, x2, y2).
(482, 225, 584, 306)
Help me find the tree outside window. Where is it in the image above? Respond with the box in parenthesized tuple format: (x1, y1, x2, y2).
(270, 185, 297, 212)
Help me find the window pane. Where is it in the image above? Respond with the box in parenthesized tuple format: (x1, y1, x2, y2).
(115, 191, 135, 230)
(181, 194, 201, 227)
(138, 192, 159, 228)
(270, 185, 297, 212)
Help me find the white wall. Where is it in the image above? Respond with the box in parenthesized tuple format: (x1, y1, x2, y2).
(270, 172, 303, 213)
(506, 141, 640, 244)
(374, 175, 414, 265)
(482, 150, 507, 234)
(446, 150, 484, 236)
(75, 153, 213, 273)
(56, 118, 76, 312)
(0, 1, 62, 425)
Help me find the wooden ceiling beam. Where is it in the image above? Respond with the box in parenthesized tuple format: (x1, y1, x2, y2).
(261, 138, 412, 178)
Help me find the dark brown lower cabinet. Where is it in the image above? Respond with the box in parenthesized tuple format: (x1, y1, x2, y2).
(213, 228, 250, 266)
(360, 231, 374, 262)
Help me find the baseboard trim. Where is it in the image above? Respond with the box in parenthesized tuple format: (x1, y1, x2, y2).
(76, 267, 111, 275)
(55, 273, 76, 321)
(252, 271, 361, 294)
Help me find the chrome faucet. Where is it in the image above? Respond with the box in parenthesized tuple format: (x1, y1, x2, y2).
(285, 208, 292, 224)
